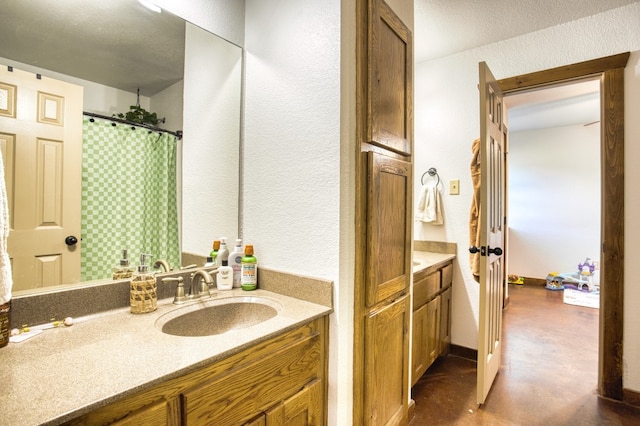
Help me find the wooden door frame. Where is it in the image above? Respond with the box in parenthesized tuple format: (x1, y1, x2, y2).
(498, 52, 629, 401)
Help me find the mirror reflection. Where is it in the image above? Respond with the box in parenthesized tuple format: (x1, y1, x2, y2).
(0, 0, 242, 294)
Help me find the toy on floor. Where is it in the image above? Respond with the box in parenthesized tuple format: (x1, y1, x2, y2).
(545, 272, 564, 290)
(546, 258, 599, 292)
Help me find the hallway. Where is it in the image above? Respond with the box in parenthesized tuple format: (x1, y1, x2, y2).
(409, 284, 640, 425)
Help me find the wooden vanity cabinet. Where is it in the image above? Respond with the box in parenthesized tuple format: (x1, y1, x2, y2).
(411, 261, 453, 387)
(64, 317, 327, 426)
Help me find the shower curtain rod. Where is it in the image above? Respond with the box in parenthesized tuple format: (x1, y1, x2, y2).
(83, 111, 183, 140)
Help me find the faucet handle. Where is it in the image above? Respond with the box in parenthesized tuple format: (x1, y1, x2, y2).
(180, 264, 197, 270)
(162, 277, 186, 304)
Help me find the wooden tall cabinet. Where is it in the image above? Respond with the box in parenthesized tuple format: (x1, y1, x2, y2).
(355, 0, 413, 424)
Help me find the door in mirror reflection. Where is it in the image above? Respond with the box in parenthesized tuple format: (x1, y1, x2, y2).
(1, 67, 83, 291)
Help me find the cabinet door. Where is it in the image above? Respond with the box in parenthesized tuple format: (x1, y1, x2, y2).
(265, 379, 323, 426)
(440, 287, 452, 356)
(364, 294, 410, 425)
(110, 399, 169, 426)
(244, 415, 266, 426)
(365, 151, 412, 307)
(425, 295, 441, 368)
(411, 302, 429, 386)
(182, 331, 322, 425)
(366, 0, 413, 155)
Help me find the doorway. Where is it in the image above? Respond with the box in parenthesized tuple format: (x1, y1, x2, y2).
(505, 79, 602, 399)
(505, 78, 602, 297)
(497, 52, 629, 400)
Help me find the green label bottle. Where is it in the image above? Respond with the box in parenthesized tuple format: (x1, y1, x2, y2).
(241, 244, 257, 291)
(210, 240, 220, 265)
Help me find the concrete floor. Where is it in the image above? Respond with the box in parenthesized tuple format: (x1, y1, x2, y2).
(409, 284, 640, 425)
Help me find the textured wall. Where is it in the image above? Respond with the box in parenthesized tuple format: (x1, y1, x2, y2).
(243, 0, 345, 422)
(414, 2, 640, 390)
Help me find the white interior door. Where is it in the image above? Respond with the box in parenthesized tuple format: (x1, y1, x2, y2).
(0, 66, 83, 291)
(477, 61, 506, 405)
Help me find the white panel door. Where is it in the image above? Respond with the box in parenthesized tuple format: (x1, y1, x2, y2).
(0, 66, 83, 291)
(477, 61, 506, 405)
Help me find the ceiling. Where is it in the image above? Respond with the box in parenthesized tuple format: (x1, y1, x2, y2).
(414, 0, 638, 64)
(414, 0, 636, 131)
(0, 0, 185, 97)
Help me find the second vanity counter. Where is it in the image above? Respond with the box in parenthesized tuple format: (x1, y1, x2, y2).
(0, 289, 332, 426)
(413, 250, 456, 274)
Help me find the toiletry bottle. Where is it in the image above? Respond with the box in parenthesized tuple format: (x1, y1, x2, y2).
(204, 256, 215, 267)
(112, 248, 134, 280)
(241, 244, 257, 291)
(217, 238, 229, 267)
(228, 239, 244, 288)
(130, 254, 157, 314)
(210, 240, 220, 265)
(217, 264, 233, 290)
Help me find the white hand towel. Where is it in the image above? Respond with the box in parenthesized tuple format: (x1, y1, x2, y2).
(415, 180, 444, 225)
(0, 150, 12, 304)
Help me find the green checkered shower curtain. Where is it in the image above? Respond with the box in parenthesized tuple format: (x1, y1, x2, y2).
(81, 116, 180, 281)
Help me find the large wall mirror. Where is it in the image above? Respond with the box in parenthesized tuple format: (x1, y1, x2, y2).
(0, 0, 242, 295)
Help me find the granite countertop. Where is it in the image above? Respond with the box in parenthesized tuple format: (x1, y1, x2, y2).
(0, 289, 332, 426)
(413, 250, 456, 274)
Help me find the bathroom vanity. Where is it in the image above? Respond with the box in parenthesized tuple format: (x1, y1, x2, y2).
(0, 288, 331, 425)
(411, 251, 455, 386)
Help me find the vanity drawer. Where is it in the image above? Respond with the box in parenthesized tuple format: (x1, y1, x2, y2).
(441, 263, 453, 288)
(413, 270, 440, 309)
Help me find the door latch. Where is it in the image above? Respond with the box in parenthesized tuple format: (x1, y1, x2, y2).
(468, 246, 502, 256)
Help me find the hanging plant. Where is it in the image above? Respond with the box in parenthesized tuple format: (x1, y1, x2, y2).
(113, 88, 160, 126)
(114, 104, 159, 126)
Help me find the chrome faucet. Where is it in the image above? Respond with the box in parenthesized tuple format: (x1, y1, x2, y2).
(153, 259, 171, 272)
(189, 269, 214, 299)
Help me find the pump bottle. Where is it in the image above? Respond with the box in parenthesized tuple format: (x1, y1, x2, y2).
(228, 239, 244, 288)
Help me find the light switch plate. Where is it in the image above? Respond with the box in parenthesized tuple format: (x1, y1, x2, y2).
(449, 179, 460, 195)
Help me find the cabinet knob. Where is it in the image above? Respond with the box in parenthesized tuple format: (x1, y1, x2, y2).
(469, 246, 479, 254)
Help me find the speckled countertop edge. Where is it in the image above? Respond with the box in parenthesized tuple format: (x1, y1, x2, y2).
(413, 250, 456, 273)
(0, 289, 332, 426)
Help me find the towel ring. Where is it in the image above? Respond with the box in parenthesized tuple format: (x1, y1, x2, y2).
(421, 167, 440, 187)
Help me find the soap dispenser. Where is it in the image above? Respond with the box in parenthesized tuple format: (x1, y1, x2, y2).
(112, 249, 134, 280)
(130, 254, 157, 314)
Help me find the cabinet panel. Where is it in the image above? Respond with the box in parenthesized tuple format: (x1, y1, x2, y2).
(364, 294, 410, 425)
(365, 151, 411, 307)
(265, 379, 323, 426)
(244, 414, 266, 426)
(182, 333, 321, 425)
(110, 399, 169, 426)
(411, 295, 441, 386)
(367, 0, 413, 155)
(413, 270, 440, 309)
(411, 302, 428, 386)
(441, 263, 453, 288)
(425, 296, 441, 372)
(440, 287, 452, 356)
